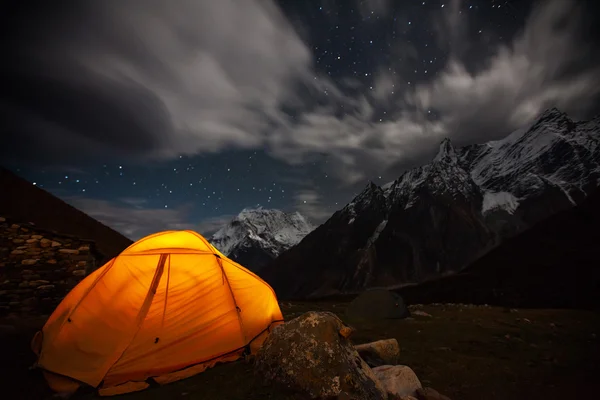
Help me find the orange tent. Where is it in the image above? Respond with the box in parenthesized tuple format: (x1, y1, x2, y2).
(30, 230, 284, 396)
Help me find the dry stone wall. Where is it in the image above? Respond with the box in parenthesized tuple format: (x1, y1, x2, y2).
(0, 216, 104, 317)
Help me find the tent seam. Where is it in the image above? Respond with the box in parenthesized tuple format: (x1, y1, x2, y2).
(215, 255, 248, 347)
(99, 253, 168, 388)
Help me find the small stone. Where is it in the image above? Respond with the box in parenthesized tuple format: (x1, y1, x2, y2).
(372, 365, 422, 398)
(59, 249, 79, 255)
(18, 282, 30, 288)
(339, 326, 355, 339)
(412, 310, 432, 318)
(37, 285, 55, 291)
(31, 235, 43, 240)
(21, 259, 38, 266)
(40, 239, 51, 248)
(72, 269, 86, 277)
(12, 239, 25, 244)
(10, 224, 20, 229)
(0, 216, 5, 222)
(29, 280, 50, 287)
(51, 241, 61, 247)
(78, 246, 90, 252)
(77, 261, 87, 267)
(26, 238, 39, 244)
(355, 339, 400, 367)
(10, 250, 25, 255)
(21, 270, 34, 275)
(46, 259, 57, 265)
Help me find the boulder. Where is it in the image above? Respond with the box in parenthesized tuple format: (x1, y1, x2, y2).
(372, 365, 422, 398)
(254, 311, 387, 400)
(355, 339, 400, 367)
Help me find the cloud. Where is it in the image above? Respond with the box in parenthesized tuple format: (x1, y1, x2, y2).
(3, 0, 599, 187)
(269, 0, 600, 183)
(1, 0, 312, 165)
(294, 188, 333, 222)
(64, 196, 196, 241)
(197, 214, 237, 237)
(416, 0, 600, 143)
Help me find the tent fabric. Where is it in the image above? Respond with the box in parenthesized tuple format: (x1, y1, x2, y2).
(346, 288, 410, 321)
(31, 230, 284, 396)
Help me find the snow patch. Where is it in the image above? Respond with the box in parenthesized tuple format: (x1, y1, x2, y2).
(365, 220, 388, 246)
(482, 191, 520, 215)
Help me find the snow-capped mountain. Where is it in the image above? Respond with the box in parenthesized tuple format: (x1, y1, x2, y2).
(210, 208, 314, 271)
(262, 108, 600, 299)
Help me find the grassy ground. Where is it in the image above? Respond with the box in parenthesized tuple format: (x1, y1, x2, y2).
(1, 302, 599, 400)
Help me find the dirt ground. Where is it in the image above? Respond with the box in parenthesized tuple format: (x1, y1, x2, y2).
(1, 302, 599, 400)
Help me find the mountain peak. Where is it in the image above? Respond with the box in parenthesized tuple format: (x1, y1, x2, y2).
(433, 137, 457, 163)
(210, 208, 315, 270)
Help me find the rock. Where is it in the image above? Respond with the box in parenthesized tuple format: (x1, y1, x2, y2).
(47, 259, 57, 265)
(10, 224, 20, 229)
(339, 326, 355, 339)
(51, 241, 61, 247)
(76, 261, 87, 267)
(416, 387, 452, 400)
(40, 239, 51, 248)
(12, 239, 25, 244)
(254, 311, 387, 400)
(78, 246, 90, 252)
(29, 280, 50, 287)
(355, 339, 400, 367)
(0, 216, 5, 222)
(21, 259, 38, 266)
(412, 310, 432, 317)
(37, 285, 55, 291)
(372, 365, 422, 398)
(59, 249, 79, 255)
(26, 238, 39, 244)
(31, 235, 43, 240)
(72, 270, 86, 277)
(10, 250, 25, 255)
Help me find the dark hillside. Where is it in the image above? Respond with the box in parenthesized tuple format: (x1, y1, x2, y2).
(0, 167, 132, 260)
(398, 188, 600, 309)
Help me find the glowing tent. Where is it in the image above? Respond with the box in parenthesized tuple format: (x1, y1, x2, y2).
(31, 230, 284, 396)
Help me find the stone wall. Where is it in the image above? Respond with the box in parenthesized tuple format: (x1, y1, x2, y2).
(0, 216, 105, 317)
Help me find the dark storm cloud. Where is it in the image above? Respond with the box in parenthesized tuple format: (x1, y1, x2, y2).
(0, 64, 172, 165)
(1, 0, 313, 165)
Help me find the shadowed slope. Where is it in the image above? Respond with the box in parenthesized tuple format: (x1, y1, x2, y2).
(397, 187, 600, 309)
(0, 166, 132, 260)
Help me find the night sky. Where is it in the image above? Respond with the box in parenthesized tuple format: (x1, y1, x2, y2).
(2, 0, 600, 240)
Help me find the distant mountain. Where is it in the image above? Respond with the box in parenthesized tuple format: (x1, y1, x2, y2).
(262, 108, 600, 299)
(0, 167, 133, 261)
(397, 186, 600, 309)
(209, 208, 314, 271)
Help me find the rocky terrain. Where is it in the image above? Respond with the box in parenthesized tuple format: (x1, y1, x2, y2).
(0, 166, 132, 261)
(262, 108, 600, 299)
(0, 216, 103, 317)
(2, 302, 598, 400)
(210, 208, 314, 271)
